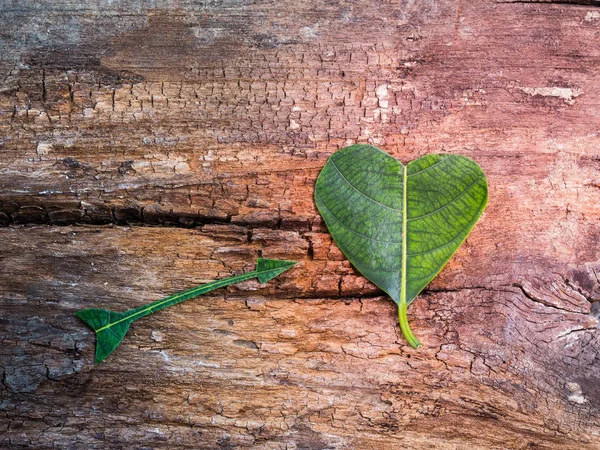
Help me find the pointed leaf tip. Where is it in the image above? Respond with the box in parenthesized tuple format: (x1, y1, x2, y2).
(256, 258, 297, 283)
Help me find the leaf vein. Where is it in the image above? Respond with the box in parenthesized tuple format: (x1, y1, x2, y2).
(329, 159, 402, 212)
(315, 192, 403, 244)
(406, 158, 447, 177)
(407, 173, 484, 222)
(406, 232, 464, 257)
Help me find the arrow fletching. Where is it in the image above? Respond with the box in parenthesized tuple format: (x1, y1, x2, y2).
(76, 309, 133, 363)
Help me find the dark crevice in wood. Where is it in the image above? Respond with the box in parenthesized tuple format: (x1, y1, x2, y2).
(0, 213, 236, 229)
(0, 205, 241, 228)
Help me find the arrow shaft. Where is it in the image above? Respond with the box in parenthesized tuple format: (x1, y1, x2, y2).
(96, 270, 259, 332)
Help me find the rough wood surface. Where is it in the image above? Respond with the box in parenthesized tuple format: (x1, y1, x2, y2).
(1, 1, 600, 448)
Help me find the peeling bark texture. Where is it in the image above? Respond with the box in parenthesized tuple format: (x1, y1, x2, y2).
(1, 1, 600, 449)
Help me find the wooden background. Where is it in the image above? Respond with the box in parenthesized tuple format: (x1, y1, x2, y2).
(1, 1, 600, 448)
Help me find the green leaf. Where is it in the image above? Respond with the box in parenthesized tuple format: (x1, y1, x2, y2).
(314, 144, 488, 348)
(256, 258, 297, 283)
(76, 309, 132, 364)
(77, 258, 297, 363)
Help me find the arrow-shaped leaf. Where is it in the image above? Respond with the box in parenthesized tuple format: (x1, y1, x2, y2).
(77, 258, 297, 363)
(314, 144, 488, 348)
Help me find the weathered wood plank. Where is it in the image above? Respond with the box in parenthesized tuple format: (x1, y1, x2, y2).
(1, 0, 600, 448)
(0, 225, 599, 448)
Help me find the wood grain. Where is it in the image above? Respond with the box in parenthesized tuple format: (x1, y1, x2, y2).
(1, 1, 600, 448)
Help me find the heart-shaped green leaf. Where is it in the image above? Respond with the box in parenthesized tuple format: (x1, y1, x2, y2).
(314, 144, 488, 348)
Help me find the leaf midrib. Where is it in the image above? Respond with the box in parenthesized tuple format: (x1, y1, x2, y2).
(400, 164, 407, 306)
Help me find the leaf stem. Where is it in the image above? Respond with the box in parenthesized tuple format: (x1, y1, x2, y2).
(398, 301, 421, 349)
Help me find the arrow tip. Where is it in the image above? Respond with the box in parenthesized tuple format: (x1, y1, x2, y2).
(256, 258, 297, 283)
